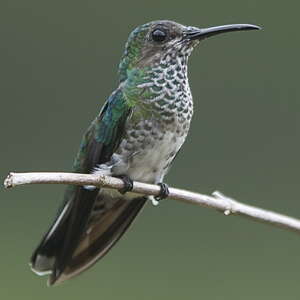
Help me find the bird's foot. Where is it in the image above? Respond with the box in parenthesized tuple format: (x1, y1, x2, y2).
(154, 182, 170, 202)
(116, 175, 134, 194)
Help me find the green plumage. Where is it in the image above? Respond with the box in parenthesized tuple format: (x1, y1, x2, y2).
(30, 20, 260, 286)
(73, 90, 131, 173)
(118, 23, 150, 82)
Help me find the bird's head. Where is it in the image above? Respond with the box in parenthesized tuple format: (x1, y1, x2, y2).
(118, 20, 260, 82)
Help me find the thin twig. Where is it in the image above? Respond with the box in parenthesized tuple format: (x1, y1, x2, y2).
(4, 172, 300, 234)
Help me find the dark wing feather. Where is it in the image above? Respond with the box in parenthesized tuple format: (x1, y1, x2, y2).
(30, 89, 134, 284)
(50, 194, 147, 285)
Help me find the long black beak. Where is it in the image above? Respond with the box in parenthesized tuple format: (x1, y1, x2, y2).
(185, 24, 261, 40)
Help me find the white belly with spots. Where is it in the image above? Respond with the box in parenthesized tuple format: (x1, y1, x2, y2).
(93, 115, 190, 185)
(125, 130, 186, 184)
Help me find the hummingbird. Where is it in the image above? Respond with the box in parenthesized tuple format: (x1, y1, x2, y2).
(30, 20, 260, 285)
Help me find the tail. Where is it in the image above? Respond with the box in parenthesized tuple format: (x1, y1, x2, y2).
(30, 186, 147, 286)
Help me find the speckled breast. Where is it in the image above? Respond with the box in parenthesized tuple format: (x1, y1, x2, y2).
(116, 46, 194, 183)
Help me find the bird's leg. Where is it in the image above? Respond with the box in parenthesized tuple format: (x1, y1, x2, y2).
(154, 182, 170, 201)
(116, 175, 134, 194)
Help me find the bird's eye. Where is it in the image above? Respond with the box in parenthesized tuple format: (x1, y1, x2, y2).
(152, 29, 167, 42)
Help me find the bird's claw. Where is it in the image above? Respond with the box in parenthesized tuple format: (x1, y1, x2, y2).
(154, 182, 170, 202)
(117, 175, 134, 194)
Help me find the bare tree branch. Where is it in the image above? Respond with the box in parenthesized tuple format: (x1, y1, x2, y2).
(4, 171, 300, 234)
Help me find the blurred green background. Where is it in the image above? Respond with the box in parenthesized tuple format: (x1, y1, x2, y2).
(1, 0, 300, 299)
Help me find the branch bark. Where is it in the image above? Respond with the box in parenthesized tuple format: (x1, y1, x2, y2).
(4, 171, 300, 234)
